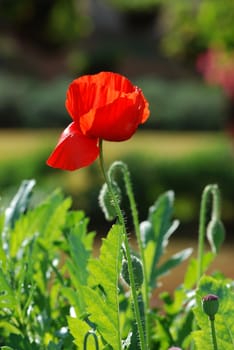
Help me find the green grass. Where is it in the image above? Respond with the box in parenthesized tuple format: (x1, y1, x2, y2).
(0, 129, 231, 162)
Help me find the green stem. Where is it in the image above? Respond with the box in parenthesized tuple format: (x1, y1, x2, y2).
(193, 185, 221, 350)
(197, 184, 221, 283)
(210, 319, 218, 350)
(99, 141, 147, 350)
(120, 163, 150, 348)
(197, 185, 211, 282)
(83, 331, 99, 350)
(211, 184, 221, 220)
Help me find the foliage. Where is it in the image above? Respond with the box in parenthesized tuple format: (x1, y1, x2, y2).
(0, 161, 232, 349)
(0, 139, 233, 226)
(0, 72, 227, 130)
(0, 72, 69, 128)
(0, 0, 91, 49)
(136, 78, 226, 131)
(106, 0, 162, 11)
(161, 0, 234, 58)
(82, 148, 234, 227)
(193, 275, 234, 350)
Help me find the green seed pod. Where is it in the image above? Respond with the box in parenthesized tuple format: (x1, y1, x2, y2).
(98, 181, 121, 221)
(206, 218, 225, 254)
(202, 294, 219, 320)
(121, 255, 144, 290)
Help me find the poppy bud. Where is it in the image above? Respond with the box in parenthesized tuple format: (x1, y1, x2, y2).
(121, 255, 144, 290)
(202, 294, 219, 320)
(207, 218, 225, 253)
(99, 181, 121, 221)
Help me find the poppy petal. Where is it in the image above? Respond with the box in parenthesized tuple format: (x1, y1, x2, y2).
(65, 72, 136, 122)
(47, 122, 99, 171)
(79, 88, 150, 141)
(138, 89, 150, 123)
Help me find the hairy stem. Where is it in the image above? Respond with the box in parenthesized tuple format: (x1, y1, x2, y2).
(120, 162, 150, 348)
(99, 140, 147, 350)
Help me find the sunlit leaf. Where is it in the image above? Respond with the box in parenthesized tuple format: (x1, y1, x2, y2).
(140, 191, 180, 289)
(67, 316, 91, 350)
(192, 275, 234, 350)
(0, 269, 15, 309)
(69, 224, 123, 349)
(184, 252, 215, 289)
(156, 248, 193, 278)
(3, 179, 36, 231)
(9, 189, 71, 258)
(87, 224, 123, 348)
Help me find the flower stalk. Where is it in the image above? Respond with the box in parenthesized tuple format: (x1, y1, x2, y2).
(202, 294, 219, 350)
(99, 140, 148, 350)
(197, 184, 221, 283)
(109, 161, 150, 347)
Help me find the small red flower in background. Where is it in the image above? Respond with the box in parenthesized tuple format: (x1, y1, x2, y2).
(197, 49, 234, 99)
(47, 72, 150, 171)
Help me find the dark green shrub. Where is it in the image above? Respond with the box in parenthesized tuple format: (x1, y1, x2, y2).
(135, 78, 227, 131)
(0, 71, 228, 130)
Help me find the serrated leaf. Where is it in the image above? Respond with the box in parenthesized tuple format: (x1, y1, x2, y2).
(9, 190, 71, 258)
(82, 225, 123, 349)
(62, 286, 87, 321)
(67, 316, 91, 350)
(192, 275, 234, 350)
(64, 215, 95, 319)
(68, 220, 93, 285)
(140, 191, 179, 289)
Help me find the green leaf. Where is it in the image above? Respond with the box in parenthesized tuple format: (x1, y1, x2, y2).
(70, 224, 123, 349)
(9, 189, 71, 258)
(3, 179, 36, 231)
(64, 216, 95, 318)
(47, 341, 62, 350)
(192, 275, 234, 350)
(0, 268, 16, 309)
(156, 248, 193, 278)
(87, 224, 123, 348)
(184, 252, 215, 289)
(0, 321, 21, 336)
(67, 218, 95, 285)
(140, 191, 179, 289)
(67, 316, 90, 350)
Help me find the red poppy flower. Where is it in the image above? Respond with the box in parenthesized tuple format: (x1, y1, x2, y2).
(47, 71, 150, 171)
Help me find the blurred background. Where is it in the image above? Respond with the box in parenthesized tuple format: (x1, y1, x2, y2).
(0, 0, 233, 250)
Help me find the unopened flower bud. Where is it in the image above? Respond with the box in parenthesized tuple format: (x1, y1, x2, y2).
(202, 294, 219, 320)
(121, 255, 144, 290)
